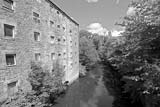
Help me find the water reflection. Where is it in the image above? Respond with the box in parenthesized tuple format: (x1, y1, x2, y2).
(103, 64, 144, 107)
(55, 65, 114, 107)
(80, 76, 114, 107)
(54, 64, 144, 107)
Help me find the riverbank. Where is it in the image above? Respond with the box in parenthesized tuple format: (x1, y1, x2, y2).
(102, 61, 146, 107)
(54, 61, 147, 107)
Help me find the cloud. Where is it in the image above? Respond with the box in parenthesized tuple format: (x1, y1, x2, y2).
(86, 0, 99, 3)
(127, 7, 136, 16)
(111, 30, 124, 37)
(87, 23, 108, 36)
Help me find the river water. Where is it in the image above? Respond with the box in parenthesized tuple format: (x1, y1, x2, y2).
(54, 65, 115, 107)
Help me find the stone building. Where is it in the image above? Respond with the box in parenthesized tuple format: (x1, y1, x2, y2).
(0, 0, 79, 101)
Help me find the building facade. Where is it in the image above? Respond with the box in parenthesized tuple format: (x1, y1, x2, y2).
(0, 0, 79, 101)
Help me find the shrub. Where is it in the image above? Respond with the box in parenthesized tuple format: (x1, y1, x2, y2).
(79, 63, 87, 77)
(2, 61, 67, 107)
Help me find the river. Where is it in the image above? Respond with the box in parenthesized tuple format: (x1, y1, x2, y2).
(54, 65, 115, 107)
(54, 64, 145, 107)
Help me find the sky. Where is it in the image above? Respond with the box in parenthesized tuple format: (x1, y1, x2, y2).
(53, 0, 132, 36)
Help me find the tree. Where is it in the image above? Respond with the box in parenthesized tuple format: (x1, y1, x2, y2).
(107, 0, 160, 106)
(2, 62, 67, 107)
(79, 30, 100, 69)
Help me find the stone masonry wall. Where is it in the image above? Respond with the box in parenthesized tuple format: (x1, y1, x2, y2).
(0, 0, 79, 101)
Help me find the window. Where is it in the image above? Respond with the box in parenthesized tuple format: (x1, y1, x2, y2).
(7, 81, 17, 96)
(57, 38, 61, 42)
(57, 25, 60, 28)
(51, 53, 55, 60)
(63, 65, 66, 69)
(33, 12, 40, 23)
(6, 54, 16, 66)
(63, 27, 65, 31)
(50, 36, 55, 43)
(4, 24, 15, 38)
(33, 12, 39, 17)
(50, 20, 54, 27)
(3, 0, 14, 10)
(34, 32, 40, 41)
(58, 53, 61, 56)
(35, 53, 41, 61)
(57, 11, 59, 14)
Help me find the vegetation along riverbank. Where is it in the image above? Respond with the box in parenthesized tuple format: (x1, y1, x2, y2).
(2, 0, 160, 107)
(79, 1, 160, 106)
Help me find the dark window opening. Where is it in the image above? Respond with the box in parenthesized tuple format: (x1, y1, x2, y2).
(6, 54, 16, 66)
(50, 21, 54, 26)
(57, 25, 60, 28)
(58, 38, 61, 42)
(3, 0, 13, 10)
(33, 12, 39, 18)
(51, 53, 55, 60)
(58, 53, 61, 56)
(34, 32, 40, 41)
(50, 36, 54, 39)
(57, 11, 59, 14)
(7, 81, 17, 96)
(35, 53, 41, 61)
(4, 24, 14, 37)
(33, 12, 40, 23)
(64, 65, 66, 68)
(50, 36, 55, 43)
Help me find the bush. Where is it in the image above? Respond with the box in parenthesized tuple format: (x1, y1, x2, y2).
(79, 63, 87, 77)
(2, 62, 67, 107)
(105, 0, 160, 106)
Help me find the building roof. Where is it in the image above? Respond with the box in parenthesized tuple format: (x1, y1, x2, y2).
(46, 0, 79, 26)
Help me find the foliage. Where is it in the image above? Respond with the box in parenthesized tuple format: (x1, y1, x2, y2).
(79, 30, 100, 69)
(2, 62, 67, 107)
(79, 63, 87, 77)
(105, 0, 160, 106)
(91, 34, 109, 60)
(100, 36, 125, 61)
